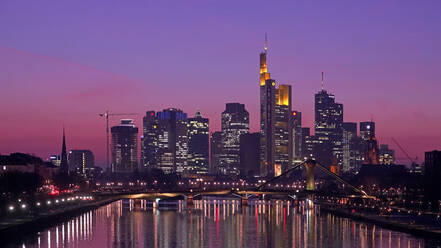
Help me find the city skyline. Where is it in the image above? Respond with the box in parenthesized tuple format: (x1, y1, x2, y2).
(1, 1, 440, 165)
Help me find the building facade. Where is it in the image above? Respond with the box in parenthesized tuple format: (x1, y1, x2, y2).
(210, 131, 222, 174)
(220, 103, 249, 176)
(292, 111, 302, 162)
(68, 150, 94, 175)
(240, 132, 260, 178)
(156, 109, 188, 174)
(314, 84, 343, 167)
(379, 144, 395, 165)
(187, 110, 209, 175)
(111, 119, 138, 173)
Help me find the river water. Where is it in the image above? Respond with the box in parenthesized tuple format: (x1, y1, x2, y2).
(12, 198, 438, 248)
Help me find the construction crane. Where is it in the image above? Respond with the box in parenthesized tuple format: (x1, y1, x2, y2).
(99, 111, 138, 171)
(391, 137, 418, 166)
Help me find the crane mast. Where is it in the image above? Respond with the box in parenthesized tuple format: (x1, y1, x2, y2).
(99, 111, 137, 171)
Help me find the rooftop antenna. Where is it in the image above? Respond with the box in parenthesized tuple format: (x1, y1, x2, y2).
(321, 71, 324, 90)
(264, 33, 268, 54)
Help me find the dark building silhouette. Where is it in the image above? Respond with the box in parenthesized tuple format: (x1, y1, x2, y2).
(240, 132, 260, 178)
(59, 128, 69, 174)
(210, 131, 222, 174)
(220, 103, 249, 176)
(68, 150, 94, 175)
(111, 119, 138, 173)
(187, 110, 209, 175)
(424, 150, 441, 211)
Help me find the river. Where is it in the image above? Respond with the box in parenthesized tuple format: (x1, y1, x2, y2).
(8, 198, 439, 248)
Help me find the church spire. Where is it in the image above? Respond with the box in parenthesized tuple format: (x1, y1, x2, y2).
(60, 127, 69, 174)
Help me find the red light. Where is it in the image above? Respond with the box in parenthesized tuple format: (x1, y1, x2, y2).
(150, 113, 154, 116)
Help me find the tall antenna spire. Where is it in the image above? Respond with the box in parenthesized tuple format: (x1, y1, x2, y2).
(321, 71, 324, 90)
(264, 33, 268, 54)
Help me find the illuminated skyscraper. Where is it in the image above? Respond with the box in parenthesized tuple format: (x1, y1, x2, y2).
(259, 37, 293, 177)
(111, 119, 138, 173)
(342, 122, 357, 172)
(274, 84, 292, 171)
(314, 74, 343, 166)
(156, 108, 188, 174)
(187, 110, 209, 175)
(141, 111, 158, 171)
(220, 103, 249, 176)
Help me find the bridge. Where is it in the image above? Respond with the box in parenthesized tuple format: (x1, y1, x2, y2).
(115, 159, 374, 207)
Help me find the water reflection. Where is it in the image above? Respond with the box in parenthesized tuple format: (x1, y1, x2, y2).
(15, 198, 435, 248)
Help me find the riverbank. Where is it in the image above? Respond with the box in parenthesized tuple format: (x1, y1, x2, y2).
(320, 203, 441, 240)
(0, 195, 121, 244)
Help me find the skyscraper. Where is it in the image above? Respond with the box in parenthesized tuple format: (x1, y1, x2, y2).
(187, 110, 209, 175)
(220, 103, 249, 176)
(59, 128, 69, 174)
(259, 35, 275, 177)
(68, 150, 94, 175)
(274, 84, 292, 173)
(156, 108, 188, 174)
(258, 37, 293, 177)
(111, 119, 138, 173)
(342, 122, 357, 172)
(314, 74, 343, 166)
(210, 131, 222, 174)
(140, 111, 158, 171)
(360, 121, 379, 165)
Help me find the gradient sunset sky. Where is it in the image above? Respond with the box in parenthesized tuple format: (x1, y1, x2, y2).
(1, 1, 440, 166)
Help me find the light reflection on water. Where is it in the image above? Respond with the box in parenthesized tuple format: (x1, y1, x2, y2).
(15, 198, 434, 248)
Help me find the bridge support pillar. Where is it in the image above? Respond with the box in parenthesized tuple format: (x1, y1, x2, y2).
(187, 195, 193, 206)
(305, 160, 315, 191)
(241, 196, 248, 207)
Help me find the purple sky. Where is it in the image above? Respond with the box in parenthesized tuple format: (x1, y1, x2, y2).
(0, 1, 440, 166)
